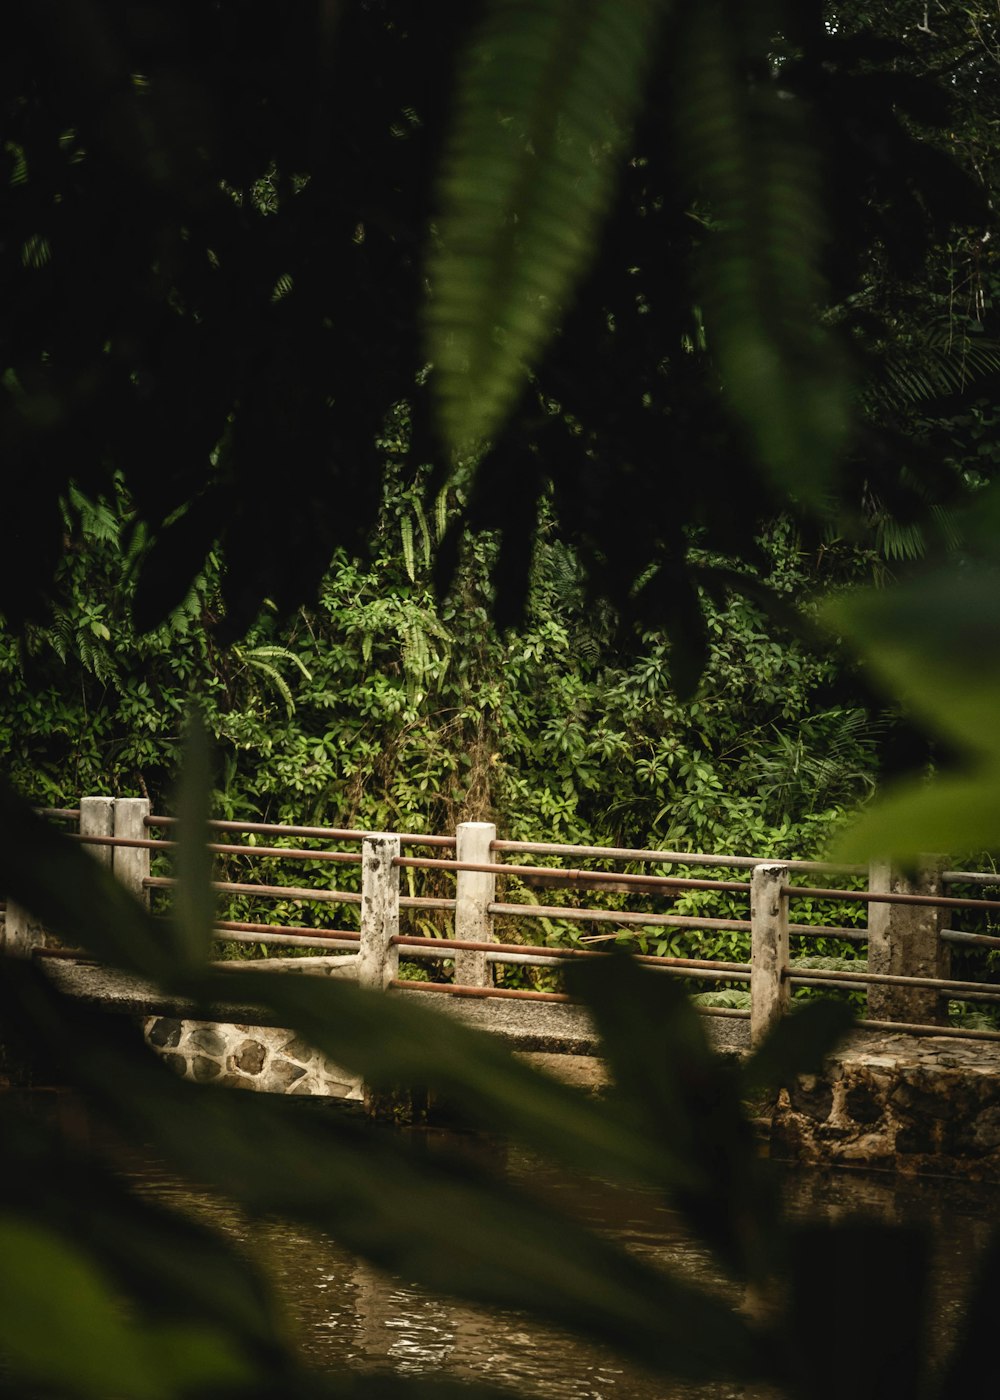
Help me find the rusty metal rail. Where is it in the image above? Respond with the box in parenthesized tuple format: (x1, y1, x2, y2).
(396, 854, 750, 894)
(74, 833, 362, 863)
(787, 966, 1000, 998)
(785, 883, 1000, 913)
(490, 837, 864, 876)
(145, 814, 455, 847)
(144, 876, 454, 912)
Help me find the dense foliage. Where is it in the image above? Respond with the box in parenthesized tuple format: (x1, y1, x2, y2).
(0, 464, 883, 937)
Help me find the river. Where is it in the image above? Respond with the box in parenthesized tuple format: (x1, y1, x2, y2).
(133, 1132, 1000, 1399)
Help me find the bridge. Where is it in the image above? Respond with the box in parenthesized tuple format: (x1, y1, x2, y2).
(5, 797, 1000, 1176)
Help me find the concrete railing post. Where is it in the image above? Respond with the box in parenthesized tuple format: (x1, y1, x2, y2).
(113, 798, 151, 906)
(750, 863, 790, 1047)
(358, 835, 400, 991)
(867, 858, 948, 1025)
(453, 821, 496, 987)
(80, 796, 115, 870)
(3, 796, 116, 957)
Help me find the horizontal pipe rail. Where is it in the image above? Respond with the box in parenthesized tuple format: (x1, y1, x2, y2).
(392, 980, 570, 1003)
(941, 928, 1000, 950)
(491, 902, 745, 929)
(786, 966, 1000, 996)
(36, 807, 81, 820)
(396, 854, 750, 894)
(215, 931, 363, 951)
(146, 815, 455, 847)
(942, 871, 1000, 887)
(74, 833, 362, 863)
(854, 1017, 1000, 1043)
(791, 978, 1000, 1006)
(144, 876, 454, 912)
(391, 932, 748, 972)
(490, 838, 864, 876)
(784, 885, 1000, 913)
(212, 920, 360, 941)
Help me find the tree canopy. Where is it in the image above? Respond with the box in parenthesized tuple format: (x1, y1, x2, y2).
(3, 1, 994, 656)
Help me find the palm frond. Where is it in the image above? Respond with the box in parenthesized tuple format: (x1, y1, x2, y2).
(867, 336, 1000, 411)
(427, 0, 662, 453)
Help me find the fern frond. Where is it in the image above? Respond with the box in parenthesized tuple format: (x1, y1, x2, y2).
(867, 337, 1000, 411)
(434, 488, 449, 544)
(427, 0, 662, 453)
(412, 500, 432, 570)
(242, 645, 312, 682)
(875, 518, 925, 563)
(675, 0, 850, 499)
(401, 516, 416, 582)
(244, 659, 295, 718)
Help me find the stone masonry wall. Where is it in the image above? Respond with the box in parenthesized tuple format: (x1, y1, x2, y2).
(144, 1017, 362, 1099)
(770, 1032, 1000, 1182)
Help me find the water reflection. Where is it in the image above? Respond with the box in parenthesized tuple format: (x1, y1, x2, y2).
(135, 1138, 1000, 1399)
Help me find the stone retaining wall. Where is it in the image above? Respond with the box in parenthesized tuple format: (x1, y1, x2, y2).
(144, 1017, 362, 1099)
(769, 1032, 1000, 1182)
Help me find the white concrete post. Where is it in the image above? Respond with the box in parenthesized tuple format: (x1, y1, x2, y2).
(867, 858, 948, 1025)
(80, 796, 115, 870)
(113, 798, 151, 906)
(3, 797, 115, 956)
(358, 835, 400, 991)
(453, 821, 496, 987)
(750, 862, 790, 1047)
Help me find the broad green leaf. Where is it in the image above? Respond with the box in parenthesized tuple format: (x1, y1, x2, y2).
(741, 999, 855, 1096)
(0, 783, 175, 982)
(0, 1216, 253, 1399)
(783, 1223, 929, 1400)
(674, 0, 850, 498)
(824, 567, 1000, 859)
(427, 0, 662, 453)
(196, 966, 676, 1190)
(566, 957, 777, 1280)
(0, 965, 765, 1386)
(0, 1101, 287, 1372)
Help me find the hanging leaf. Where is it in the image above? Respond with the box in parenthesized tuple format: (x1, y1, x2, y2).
(427, 0, 663, 453)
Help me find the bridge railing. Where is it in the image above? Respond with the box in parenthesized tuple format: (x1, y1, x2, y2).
(9, 800, 1000, 1046)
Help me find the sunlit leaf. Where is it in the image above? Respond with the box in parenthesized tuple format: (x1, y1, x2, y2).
(825, 567, 1000, 859)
